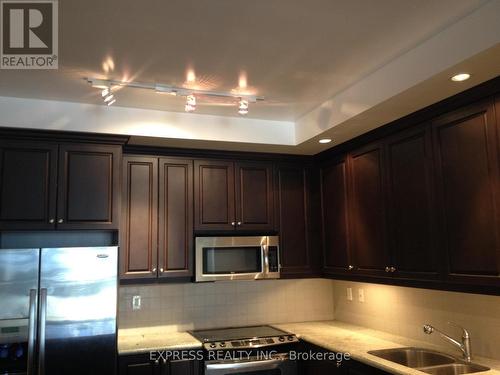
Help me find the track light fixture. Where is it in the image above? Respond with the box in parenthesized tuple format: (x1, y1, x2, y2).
(86, 78, 264, 114)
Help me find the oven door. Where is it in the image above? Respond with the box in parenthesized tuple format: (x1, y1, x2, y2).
(195, 237, 267, 282)
(205, 354, 297, 375)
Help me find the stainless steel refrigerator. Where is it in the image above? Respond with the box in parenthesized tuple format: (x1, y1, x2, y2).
(0, 247, 118, 375)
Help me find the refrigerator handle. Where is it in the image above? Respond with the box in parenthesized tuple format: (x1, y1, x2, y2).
(38, 288, 47, 375)
(27, 289, 37, 375)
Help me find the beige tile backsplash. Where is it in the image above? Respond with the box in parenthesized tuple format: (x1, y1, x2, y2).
(118, 278, 500, 359)
(331, 280, 500, 359)
(118, 279, 334, 331)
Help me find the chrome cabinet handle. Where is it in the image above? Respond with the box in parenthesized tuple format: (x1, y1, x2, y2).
(38, 288, 47, 375)
(390, 267, 396, 273)
(231, 221, 236, 226)
(237, 221, 242, 226)
(152, 267, 157, 272)
(160, 268, 164, 273)
(27, 289, 37, 375)
(57, 219, 63, 224)
(385, 266, 391, 272)
(348, 265, 354, 271)
(48, 219, 54, 224)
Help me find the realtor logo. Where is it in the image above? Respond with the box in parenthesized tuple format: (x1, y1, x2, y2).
(1, 0, 58, 69)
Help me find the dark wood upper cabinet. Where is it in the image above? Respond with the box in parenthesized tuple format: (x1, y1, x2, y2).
(385, 125, 440, 280)
(57, 143, 121, 230)
(276, 163, 315, 277)
(121, 156, 158, 280)
(194, 159, 274, 232)
(194, 159, 235, 231)
(158, 158, 193, 278)
(432, 99, 500, 286)
(321, 156, 351, 276)
(348, 142, 390, 276)
(0, 141, 58, 230)
(235, 161, 274, 231)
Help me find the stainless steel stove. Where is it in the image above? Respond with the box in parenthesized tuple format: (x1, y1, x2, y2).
(190, 325, 299, 375)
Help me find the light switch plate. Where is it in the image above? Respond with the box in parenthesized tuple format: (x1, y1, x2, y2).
(346, 287, 353, 301)
(132, 295, 141, 310)
(358, 289, 365, 303)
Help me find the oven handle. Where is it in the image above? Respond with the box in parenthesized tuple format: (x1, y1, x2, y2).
(206, 354, 289, 372)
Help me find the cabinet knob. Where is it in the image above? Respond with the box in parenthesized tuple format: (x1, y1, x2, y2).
(231, 221, 236, 226)
(154, 359, 159, 365)
(390, 267, 396, 273)
(160, 268, 164, 273)
(57, 219, 63, 224)
(152, 267, 157, 272)
(348, 265, 354, 271)
(237, 221, 242, 226)
(49, 219, 55, 224)
(385, 266, 391, 272)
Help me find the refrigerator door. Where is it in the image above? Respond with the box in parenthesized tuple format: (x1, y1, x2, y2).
(0, 249, 39, 375)
(39, 247, 117, 375)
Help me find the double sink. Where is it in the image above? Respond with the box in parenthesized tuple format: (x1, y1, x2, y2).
(368, 347, 490, 375)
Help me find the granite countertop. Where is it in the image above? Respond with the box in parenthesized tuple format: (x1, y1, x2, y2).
(118, 326, 202, 355)
(118, 321, 500, 375)
(273, 321, 500, 375)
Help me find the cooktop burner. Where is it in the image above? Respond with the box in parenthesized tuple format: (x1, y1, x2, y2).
(190, 325, 298, 350)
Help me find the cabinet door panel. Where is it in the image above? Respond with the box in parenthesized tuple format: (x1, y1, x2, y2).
(321, 156, 351, 275)
(349, 142, 390, 276)
(121, 156, 158, 279)
(235, 162, 274, 231)
(433, 100, 500, 285)
(277, 164, 313, 277)
(0, 141, 58, 229)
(119, 354, 160, 375)
(57, 143, 121, 229)
(158, 158, 193, 278)
(194, 160, 235, 231)
(168, 360, 199, 375)
(386, 126, 440, 280)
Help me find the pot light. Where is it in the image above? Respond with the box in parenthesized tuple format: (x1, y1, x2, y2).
(238, 99, 249, 115)
(185, 95, 196, 112)
(319, 138, 332, 144)
(451, 73, 470, 82)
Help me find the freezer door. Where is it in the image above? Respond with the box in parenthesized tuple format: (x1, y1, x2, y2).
(0, 248, 39, 375)
(39, 247, 117, 375)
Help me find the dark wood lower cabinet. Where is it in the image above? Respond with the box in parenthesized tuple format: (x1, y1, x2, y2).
(119, 354, 200, 375)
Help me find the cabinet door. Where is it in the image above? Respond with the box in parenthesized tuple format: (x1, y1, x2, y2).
(167, 360, 199, 375)
(235, 161, 274, 231)
(158, 158, 193, 279)
(0, 141, 58, 230)
(276, 164, 314, 277)
(348, 142, 390, 276)
(119, 355, 160, 375)
(432, 100, 500, 286)
(57, 143, 121, 229)
(321, 156, 352, 276)
(121, 156, 158, 280)
(194, 160, 235, 231)
(385, 126, 440, 280)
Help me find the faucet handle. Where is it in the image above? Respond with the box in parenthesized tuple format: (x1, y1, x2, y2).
(423, 324, 434, 334)
(447, 322, 470, 338)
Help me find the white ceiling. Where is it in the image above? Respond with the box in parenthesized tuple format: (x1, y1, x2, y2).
(0, 0, 490, 121)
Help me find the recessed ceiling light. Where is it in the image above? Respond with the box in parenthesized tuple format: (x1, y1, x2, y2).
(451, 73, 471, 82)
(319, 138, 332, 144)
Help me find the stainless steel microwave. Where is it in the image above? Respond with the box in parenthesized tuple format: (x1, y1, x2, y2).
(195, 236, 280, 282)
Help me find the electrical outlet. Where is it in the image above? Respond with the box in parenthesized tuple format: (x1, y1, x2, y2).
(358, 289, 365, 303)
(346, 287, 353, 301)
(132, 295, 141, 310)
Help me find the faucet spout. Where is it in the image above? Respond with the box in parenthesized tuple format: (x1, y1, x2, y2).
(422, 323, 472, 363)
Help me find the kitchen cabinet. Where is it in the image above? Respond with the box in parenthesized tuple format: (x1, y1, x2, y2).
(321, 155, 351, 276)
(121, 155, 194, 281)
(118, 354, 200, 375)
(385, 125, 440, 280)
(432, 99, 500, 286)
(348, 141, 390, 277)
(194, 159, 274, 231)
(0, 140, 121, 230)
(276, 163, 320, 278)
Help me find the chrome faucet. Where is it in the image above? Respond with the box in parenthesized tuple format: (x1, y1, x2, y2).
(423, 323, 471, 362)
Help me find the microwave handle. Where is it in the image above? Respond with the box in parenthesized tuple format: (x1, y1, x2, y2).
(262, 244, 269, 274)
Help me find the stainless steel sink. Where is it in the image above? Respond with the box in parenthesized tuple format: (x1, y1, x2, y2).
(368, 348, 456, 367)
(419, 363, 491, 375)
(367, 347, 490, 374)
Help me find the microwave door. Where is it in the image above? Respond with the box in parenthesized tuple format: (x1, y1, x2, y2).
(0, 248, 40, 375)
